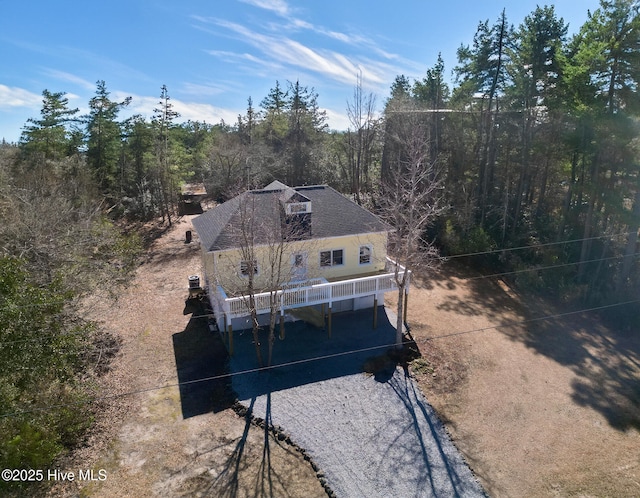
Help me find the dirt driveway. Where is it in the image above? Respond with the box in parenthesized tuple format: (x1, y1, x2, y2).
(50, 216, 326, 498)
(50, 216, 640, 497)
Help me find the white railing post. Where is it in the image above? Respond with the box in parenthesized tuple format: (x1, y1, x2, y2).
(221, 268, 408, 321)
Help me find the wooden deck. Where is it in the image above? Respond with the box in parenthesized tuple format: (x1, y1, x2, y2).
(206, 258, 409, 328)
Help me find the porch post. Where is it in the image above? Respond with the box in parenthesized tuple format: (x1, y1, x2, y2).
(403, 289, 409, 324)
(373, 296, 378, 329)
(279, 295, 285, 340)
(403, 271, 411, 325)
(327, 305, 332, 338)
(228, 324, 234, 356)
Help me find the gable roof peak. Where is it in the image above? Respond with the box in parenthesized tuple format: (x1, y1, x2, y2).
(262, 180, 289, 191)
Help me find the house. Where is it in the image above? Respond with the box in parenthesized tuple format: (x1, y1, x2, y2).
(179, 183, 207, 215)
(192, 181, 409, 336)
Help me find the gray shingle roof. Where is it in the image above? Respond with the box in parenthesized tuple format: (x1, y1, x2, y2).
(192, 183, 390, 252)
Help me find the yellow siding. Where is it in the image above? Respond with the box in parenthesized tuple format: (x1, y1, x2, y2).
(201, 232, 388, 295)
(311, 232, 388, 280)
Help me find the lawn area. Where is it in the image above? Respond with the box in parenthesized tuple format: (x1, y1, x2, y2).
(393, 266, 640, 497)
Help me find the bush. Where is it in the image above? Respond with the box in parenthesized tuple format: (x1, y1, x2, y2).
(0, 257, 95, 490)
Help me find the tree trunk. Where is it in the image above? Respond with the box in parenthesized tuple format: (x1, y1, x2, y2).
(617, 191, 640, 293)
(396, 284, 405, 348)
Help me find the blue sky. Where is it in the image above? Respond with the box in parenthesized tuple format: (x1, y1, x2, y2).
(1, 0, 601, 143)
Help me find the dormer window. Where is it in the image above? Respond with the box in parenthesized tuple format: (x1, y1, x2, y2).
(279, 187, 312, 239)
(285, 202, 311, 215)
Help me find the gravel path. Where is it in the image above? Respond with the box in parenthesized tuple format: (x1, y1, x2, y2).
(230, 308, 486, 498)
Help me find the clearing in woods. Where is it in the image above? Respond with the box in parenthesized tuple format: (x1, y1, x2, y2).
(50, 215, 639, 497)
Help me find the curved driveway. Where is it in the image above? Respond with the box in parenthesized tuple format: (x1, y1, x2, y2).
(230, 308, 486, 498)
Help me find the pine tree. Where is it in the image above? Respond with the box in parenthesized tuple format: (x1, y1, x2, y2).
(20, 90, 79, 161)
(152, 85, 180, 226)
(86, 81, 131, 198)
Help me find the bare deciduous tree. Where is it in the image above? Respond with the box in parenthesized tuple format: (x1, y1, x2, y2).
(235, 192, 265, 366)
(231, 189, 315, 366)
(379, 115, 446, 346)
(345, 72, 379, 204)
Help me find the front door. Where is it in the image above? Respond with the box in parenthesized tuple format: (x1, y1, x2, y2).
(291, 252, 308, 281)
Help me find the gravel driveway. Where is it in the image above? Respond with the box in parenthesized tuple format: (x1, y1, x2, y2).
(230, 307, 486, 498)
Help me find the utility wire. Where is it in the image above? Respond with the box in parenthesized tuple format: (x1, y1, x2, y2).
(443, 230, 635, 260)
(2, 248, 639, 348)
(1, 296, 639, 420)
(1, 229, 634, 312)
(464, 251, 640, 281)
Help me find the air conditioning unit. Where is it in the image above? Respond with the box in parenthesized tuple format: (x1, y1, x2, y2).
(188, 275, 200, 289)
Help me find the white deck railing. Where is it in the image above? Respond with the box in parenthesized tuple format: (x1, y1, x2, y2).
(211, 259, 409, 320)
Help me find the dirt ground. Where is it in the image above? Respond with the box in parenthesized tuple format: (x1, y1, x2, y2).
(398, 267, 640, 497)
(48, 216, 326, 498)
(48, 215, 640, 497)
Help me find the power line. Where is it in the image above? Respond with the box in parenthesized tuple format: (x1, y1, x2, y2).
(443, 230, 634, 260)
(0, 228, 635, 316)
(1, 296, 638, 420)
(2, 246, 639, 348)
(464, 251, 640, 281)
(0, 339, 412, 419)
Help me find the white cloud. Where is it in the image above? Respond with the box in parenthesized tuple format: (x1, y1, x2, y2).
(0, 85, 42, 109)
(323, 107, 351, 131)
(174, 100, 239, 125)
(42, 69, 95, 90)
(239, 0, 290, 16)
(205, 48, 284, 72)
(114, 91, 240, 126)
(181, 82, 228, 97)
(210, 20, 390, 86)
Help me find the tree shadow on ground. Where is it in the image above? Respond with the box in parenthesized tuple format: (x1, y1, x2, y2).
(434, 275, 526, 328)
(437, 260, 640, 432)
(500, 299, 640, 431)
(385, 369, 487, 497)
(203, 398, 255, 497)
(201, 396, 320, 498)
(146, 235, 201, 267)
(172, 302, 234, 418)
(230, 307, 401, 401)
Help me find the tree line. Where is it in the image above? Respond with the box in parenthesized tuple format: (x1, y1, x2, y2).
(1, 0, 639, 486)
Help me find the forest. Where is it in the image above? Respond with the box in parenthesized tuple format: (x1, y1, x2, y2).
(0, 0, 639, 487)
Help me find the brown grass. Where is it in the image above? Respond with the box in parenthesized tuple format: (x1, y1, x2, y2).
(389, 267, 640, 497)
(50, 216, 640, 497)
(48, 215, 325, 498)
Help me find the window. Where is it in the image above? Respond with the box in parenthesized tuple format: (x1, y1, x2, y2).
(320, 249, 344, 267)
(240, 259, 258, 276)
(285, 202, 311, 215)
(359, 245, 372, 265)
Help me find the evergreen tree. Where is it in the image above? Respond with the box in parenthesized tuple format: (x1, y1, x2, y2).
(120, 115, 155, 218)
(413, 54, 450, 165)
(505, 6, 569, 237)
(86, 81, 131, 198)
(565, 0, 640, 289)
(381, 75, 415, 182)
(413, 54, 450, 109)
(286, 80, 327, 185)
(152, 84, 180, 225)
(238, 97, 259, 146)
(573, 0, 640, 114)
(454, 10, 514, 226)
(260, 80, 288, 153)
(20, 90, 79, 161)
